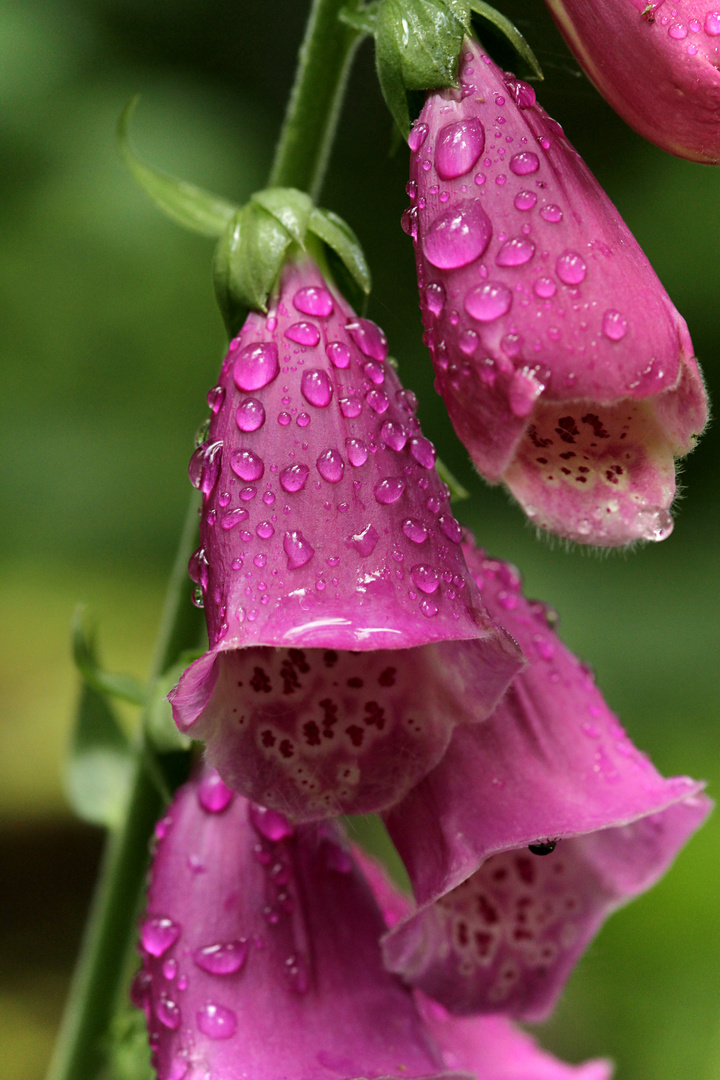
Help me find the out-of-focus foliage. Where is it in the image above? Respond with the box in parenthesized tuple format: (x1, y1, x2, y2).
(0, 1, 718, 1079)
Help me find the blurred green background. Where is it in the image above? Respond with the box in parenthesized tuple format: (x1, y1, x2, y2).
(1, 0, 718, 1077)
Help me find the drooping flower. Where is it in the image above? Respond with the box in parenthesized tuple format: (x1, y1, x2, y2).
(405, 38, 707, 546)
(381, 539, 711, 1018)
(170, 259, 521, 821)
(543, 0, 720, 164)
(135, 764, 612, 1080)
(134, 765, 450, 1080)
(356, 847, 613, 1080)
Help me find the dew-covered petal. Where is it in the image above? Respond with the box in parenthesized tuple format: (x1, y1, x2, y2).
(407, 37, 707, 545)
(137, 766, 453, 1080)
(381, 542, 710, 1019)
(170, 633, 521, 822)
(544, 0, 720, 163)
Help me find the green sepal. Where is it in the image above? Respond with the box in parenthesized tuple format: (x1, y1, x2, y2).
(117, 97, 238, 237)
(308, 208, 371, 296)
(146, 654, 200, 754)
(214, 188, 371, 336)
(65, 681, 133, 829)
(72, 608, 146, 706)
(469, 0, 543, 79)
(436, 456, 470, 501)
(375, 0, 470, 136)
(340, 0, 381, 33)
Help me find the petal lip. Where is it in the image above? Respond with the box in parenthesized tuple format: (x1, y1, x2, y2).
(408, 38, 708, 545)
(381, 540, 712, 1019)
(544, 0, 720, 164)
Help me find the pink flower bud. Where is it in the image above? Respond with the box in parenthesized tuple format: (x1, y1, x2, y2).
(545, 0, 720, 163)
(381, 538, 710, 1019)
(170, 260, 521, 821)
(407, 39, 707, 546)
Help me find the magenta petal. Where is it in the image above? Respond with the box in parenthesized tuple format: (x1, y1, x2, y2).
(170, 634, 520, 821)
(382, 542, 711, 1019)
(173, 259, 523, 820)
(137, 766, 454, 1080)
(408, 39, 707, 545)
(544, 0, 720, 163)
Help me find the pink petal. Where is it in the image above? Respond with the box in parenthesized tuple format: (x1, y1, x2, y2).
(408, 39, 707, 545)
(136, 765, 454, 1080)
(544, 0, 720, 163)
(381, 541, 711, 1018)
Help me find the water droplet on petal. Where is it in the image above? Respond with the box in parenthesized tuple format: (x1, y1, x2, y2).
(157, 994, 181, 1030)
(534, 277, 557, 298)
(496, 236, 536, 267)
(424, 283, 446, 316)
(366, 389, 389, 414)
(345, 438, 369, 467)
(168, 1056, 189, 1080)
(236, 398, 266, 432)
(439, 513, 462, 543)
(374, 477, 406, 504)
(317, 449, 344, 482)
(326, 342, 350, 369)
(193, 940, 249, 975)
(556, 251, 587, 285)
(231, 449, 265, 481)
(198, 770, 234, 812)
(434, 118, 485, 179)
(465, 281, 513, 321)
(346, 319, 388, 361)
(381, 420, 408, 451)
(346, 523, 379, 556)
(301, 369, 333, 407)
(339, 396, 362, 418)
(249, 802, 295, 839)
(602, 309, 628, 341)
(285, 322, 321, 347)
(233, 342, 279, 391)
(207, 386, 225, 414)
(197, 1002, 237, 1040)
(408, 122, 429, 151)
(363, 361, 385, 385)
(668, 21, 688, 37)
(283, 530, 315, 569)
(293, 286, 334, 317)
(508, 368, 545, 418)
(509, 151, 539, 175)
(402, 519, 429, 543)
(411, 564, 440, 594)
(141, 917, 181, 957)
(256, 521, 275, 539)
(280, 463, 310, 492)
(514, 190, 537, 211)
(540, 204, 563, 224)
(504, 76, 536, 108)
(424, 200, 492, 269)
(705, 11, 720, 34)
(409, 436, 437, 468)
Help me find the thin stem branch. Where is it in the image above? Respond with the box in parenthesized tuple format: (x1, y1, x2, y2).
(47, 494, 202, 1080)
(269, 0, 363, 200)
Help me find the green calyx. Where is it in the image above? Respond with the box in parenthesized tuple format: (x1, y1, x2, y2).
(117, 99, 370, 336)
(341, 0, 542, 136)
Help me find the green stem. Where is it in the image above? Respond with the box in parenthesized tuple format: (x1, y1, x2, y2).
(47, 494, 203, 1080)
(269, 0, 363, 200)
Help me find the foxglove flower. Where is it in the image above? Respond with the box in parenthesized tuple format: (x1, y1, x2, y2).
(134, 765, 451, 1080)
(357, 847, 613, 1080)
(382, 540, 711, 1018)
(170, 260, 521, 821)
(405, 38, 707, 546)
(135, 765, 611, 1080)
(544, 0, 720, 163)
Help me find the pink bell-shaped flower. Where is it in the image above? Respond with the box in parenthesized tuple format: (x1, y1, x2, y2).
(405, 38, 707, 546)
(381, 539, 710, 1019)
(170, 259, 521, 821)
(134, 765, 452, 1080)
(544, 0, 720, 163)
(357, 847, 614, 1080)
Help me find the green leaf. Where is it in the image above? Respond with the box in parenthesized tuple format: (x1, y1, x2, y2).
(436, 456, 470, 501)
(309, 208, 371, 295)
(375, 24, 411, 137)
(378, 0, 468, 90)
(213, 202, 293, 335)
(469, 0, 543, 79)
(72, 608, 146, 705)
(117, 97, 239, 237)
(146, 655, 198, 754)
(65, 681, 133, 828)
